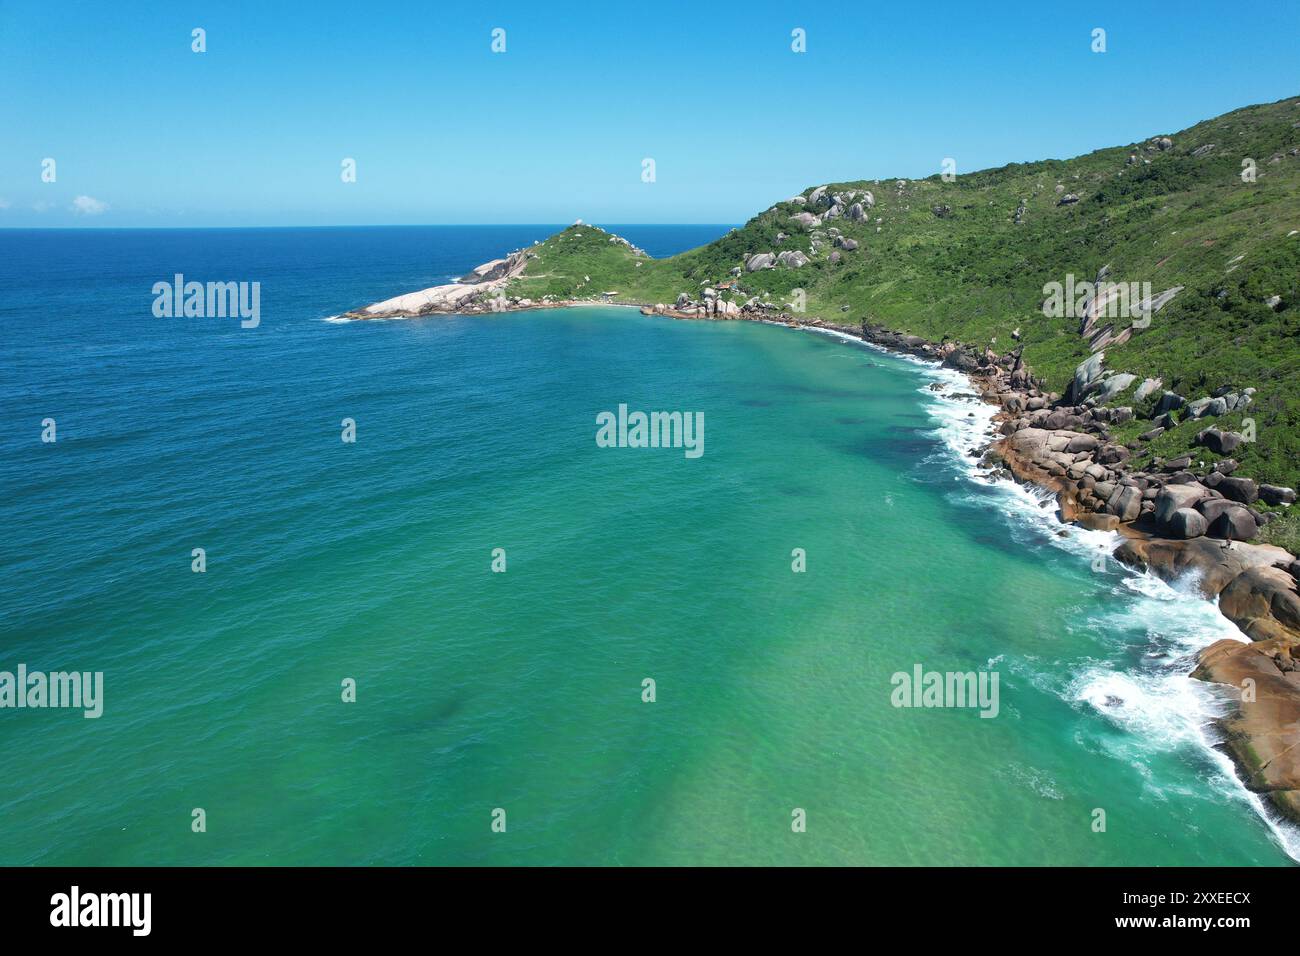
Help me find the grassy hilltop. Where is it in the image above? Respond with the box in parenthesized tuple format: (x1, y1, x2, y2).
(505, 96, 1300, 544)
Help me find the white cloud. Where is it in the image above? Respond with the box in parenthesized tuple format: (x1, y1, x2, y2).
(71, 195, 109, 215)
(0, 198, 11, 210)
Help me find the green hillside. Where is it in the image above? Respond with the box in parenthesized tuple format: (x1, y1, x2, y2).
(506, 96, 1300, 545)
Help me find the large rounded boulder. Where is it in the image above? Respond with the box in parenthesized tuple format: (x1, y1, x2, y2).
(1168, 508, 1208, 539)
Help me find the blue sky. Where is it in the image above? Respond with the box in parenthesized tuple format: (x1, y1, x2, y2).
(2, 0, 1297, 227)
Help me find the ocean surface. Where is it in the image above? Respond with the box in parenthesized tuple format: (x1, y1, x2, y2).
(1, 225, 1296, 866)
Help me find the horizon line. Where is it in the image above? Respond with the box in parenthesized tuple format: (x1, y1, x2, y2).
(0, 222, 742, 232)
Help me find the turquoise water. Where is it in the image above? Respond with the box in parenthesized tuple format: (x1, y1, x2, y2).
(1, 228, 1295, 865)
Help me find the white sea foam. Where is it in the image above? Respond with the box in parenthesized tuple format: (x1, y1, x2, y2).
(913, 360, 1300, 862)
(783, 322, 1298, 857)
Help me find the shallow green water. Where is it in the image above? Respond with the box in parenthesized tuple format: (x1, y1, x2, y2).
(3, 298, 1294, 865)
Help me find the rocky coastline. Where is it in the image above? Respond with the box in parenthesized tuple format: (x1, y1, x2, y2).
(752, 304, 1300, 825)
(343, 261, 1300, 825)
(644, 302, 1300, 825)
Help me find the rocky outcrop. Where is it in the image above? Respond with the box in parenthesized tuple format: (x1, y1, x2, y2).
(1133, 377, 1163, 402)
(945, 330, 1300, 820)
(344, 248, 530, 318)
(1192, 638, 1300, 821)
(1183, 388, 1253, 420)
(1064, 352, 1106, 404)
(1088, 372, 1135, 404)
(1262, 484, 1298, 506)
(1137, 285, 1184, 316)
(1196, 427, 1245, 455)
(1111, 534, 1300, 818)
(352, 282, 483, 316)
(1114, 538, 1295, 612)
(460, 256, 514, 282)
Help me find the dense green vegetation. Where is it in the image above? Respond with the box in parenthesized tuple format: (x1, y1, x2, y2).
(507, 96, 1300, 537)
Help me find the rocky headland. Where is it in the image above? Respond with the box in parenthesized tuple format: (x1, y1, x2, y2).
(339, 226, 652, 320)
(340, 248, 534, 318)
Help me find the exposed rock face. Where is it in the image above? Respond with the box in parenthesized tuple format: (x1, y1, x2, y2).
(1196, 428, 1243, 455)
(776, 250, 809, 268)
(1218, 564, 1300, 638)
(1066, 434, 1099, 453)
(345, 248, 534, 318)
(1088, 372, 1135, 404)
(1154, 481, 1211, 528)
(1155, 391, 1186, 414)
(1065, 352, 1106, 404)
(1217, 476, 1260, 505)
(1137, 286, 1184, 315)
(1204, 503, 1258, 541)
(1261, 484, 1298, 506)
(1133, 377, 1163, 402)
(745, 252, 777, 272)
(1192, 638, 1300, 820)
(1198, 497, 1244, 524)
(942, 348, 979, 372)
(1108, 484, 1143, 522)
(1183, 389, 1252, 421)
(1185, 396, 1227, 419)
(1115, 538, 1299, 652)
(459, 257, 515, 283)
(1168, 507, 1208, 539)
(1162, 534, 1300, 820)
(356, 283, 483, 316)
